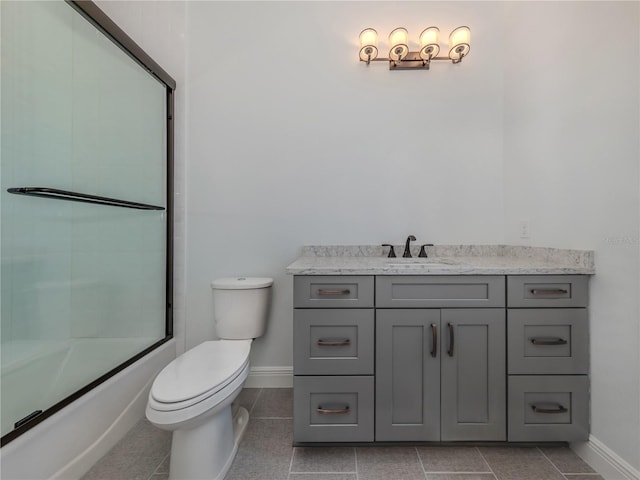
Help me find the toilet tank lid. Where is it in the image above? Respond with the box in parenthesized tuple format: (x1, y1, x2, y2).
(211, 277, 274, 290)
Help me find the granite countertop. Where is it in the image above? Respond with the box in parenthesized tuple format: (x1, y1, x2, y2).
(286, 245, 595, 275)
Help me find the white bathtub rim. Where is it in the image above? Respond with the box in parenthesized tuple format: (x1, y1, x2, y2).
(0, 339, 176, 480)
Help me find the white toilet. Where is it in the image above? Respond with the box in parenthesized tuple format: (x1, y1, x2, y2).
(146, 277, 273, 480)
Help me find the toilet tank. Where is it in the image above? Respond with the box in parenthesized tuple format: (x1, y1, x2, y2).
(211, 277, 273, 339)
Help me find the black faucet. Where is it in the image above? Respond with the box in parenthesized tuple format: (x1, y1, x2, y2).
(403, 235, 416, 257)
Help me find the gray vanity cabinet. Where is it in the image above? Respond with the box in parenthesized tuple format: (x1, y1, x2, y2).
(375, 308, 506, 442)
(293, 273, 589, 444)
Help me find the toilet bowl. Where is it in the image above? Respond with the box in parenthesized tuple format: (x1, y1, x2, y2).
(146, 277, 273, 480)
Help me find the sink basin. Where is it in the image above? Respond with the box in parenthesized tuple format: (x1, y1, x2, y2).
(385, 258, 458, 267)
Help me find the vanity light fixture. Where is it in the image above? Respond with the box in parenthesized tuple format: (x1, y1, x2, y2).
(359, 25, 470, 70)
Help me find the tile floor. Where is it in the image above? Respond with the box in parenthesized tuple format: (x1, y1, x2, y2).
(81, 388, 604, 480)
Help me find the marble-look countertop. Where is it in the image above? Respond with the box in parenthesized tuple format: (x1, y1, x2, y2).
(286, 245, 595, 275)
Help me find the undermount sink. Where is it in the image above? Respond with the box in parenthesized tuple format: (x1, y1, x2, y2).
(385, 258, 458, 267)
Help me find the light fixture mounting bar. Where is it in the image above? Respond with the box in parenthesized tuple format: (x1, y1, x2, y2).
(386, 52, 462, 70)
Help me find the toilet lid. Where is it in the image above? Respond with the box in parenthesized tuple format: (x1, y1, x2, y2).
(151, 340, 251, 405)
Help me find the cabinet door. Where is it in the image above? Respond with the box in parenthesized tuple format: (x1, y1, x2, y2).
(441, 309, 506, 441)
(376, 309, 441, 441)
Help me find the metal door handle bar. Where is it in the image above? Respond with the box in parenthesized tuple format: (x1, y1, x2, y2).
(14, 410, 43, 429)
(317, 289, 351, 296)
(530, 337, 568, 346)
(8, 187, 165, 210)
(317, 339, 351, 346)
(531, 404, 568, 414)
(447, 323, 454, 357)
(430, 323, 438, 357)
(530, 288, 568, 295)
(316, 405, 350, 415)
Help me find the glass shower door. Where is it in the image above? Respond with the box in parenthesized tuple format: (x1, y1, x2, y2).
(1, 0, 172, 442)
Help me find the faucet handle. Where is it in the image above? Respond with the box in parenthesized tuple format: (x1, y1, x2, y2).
(418, 244, 434, 258)
(381, 244, 396, 258)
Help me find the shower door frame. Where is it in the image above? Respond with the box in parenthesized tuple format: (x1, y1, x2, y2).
(1, 0, 175, 446)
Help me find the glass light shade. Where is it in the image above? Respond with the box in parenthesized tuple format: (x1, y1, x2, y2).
(419, 27, 440, 60)
(448, 26, 470, 61)
(359, 28, 378, 62)
(388, 27, 409, 61)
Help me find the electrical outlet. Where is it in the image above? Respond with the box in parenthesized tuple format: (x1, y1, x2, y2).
(519, 220, 530, 239)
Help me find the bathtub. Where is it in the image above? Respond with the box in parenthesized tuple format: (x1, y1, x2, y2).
(1, 338, 175, 480)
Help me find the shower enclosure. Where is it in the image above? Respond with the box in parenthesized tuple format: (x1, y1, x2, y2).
(1, 1, 174, 445)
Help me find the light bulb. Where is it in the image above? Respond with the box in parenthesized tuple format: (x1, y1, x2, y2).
(449, 26, 470, 62)
(419, 27, 440, 60)
(388, 27, 409, 61)
(359, 28, 378, 62)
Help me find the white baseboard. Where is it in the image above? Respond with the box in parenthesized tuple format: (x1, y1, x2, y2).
(245, 366, 293, 388)
(571, 435, 640, 480)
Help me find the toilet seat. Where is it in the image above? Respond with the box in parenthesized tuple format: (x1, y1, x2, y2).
(149, 340, 251, 412)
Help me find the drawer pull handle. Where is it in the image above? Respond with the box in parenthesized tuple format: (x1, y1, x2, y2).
(447, 323, 454, 357)
(316, 405, 350, 415)
(317, 289, 351, 296)
(430, 323, 438, 358)
(530, 337, 568, 346)
(531, 403, 568, 414)
(530, 288, 568, 296)
(317, 339, 351, 347)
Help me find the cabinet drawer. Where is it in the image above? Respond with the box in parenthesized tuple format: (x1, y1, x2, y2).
(293, 375, 374, 443)
(376, 276, 505, 308)
(507, 275, 588, 307)
(508, 309, 588, 374)
(294, 276, 374, 308)
(294, 309, 374, 375)
(508, 375, 589, 442)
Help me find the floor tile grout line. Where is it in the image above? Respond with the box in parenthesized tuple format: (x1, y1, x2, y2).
(537, 447, 599, 476)
(144, 454, 167, 480)
(421, 471, 504, 475)
(415, 446, 428, 479)
(248, 387, 263, 415)
(251, 416, 294, 419)
(354, 446, 359, 480)
(151, 453, 169, 476)
(290, 471, 358, 474)
(287, 445, 296, 480)
(563, 475, 604, 478)
(476, 446, 499, 480)
(538, 446, 578, 478)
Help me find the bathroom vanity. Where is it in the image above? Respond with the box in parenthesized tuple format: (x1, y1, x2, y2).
(287, 245, 594, 444)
